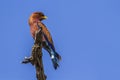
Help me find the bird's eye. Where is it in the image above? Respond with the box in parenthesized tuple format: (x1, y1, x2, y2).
(41, 14, 44, 16)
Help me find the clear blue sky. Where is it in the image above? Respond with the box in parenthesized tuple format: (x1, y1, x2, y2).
(0, 0, 120, 80)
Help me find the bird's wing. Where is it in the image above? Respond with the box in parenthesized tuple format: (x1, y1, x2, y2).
(38, 22, 55, 49)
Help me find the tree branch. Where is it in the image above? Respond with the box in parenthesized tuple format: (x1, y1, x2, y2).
(22, 28, 46, 80)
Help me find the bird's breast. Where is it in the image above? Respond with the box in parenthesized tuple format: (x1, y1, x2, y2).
(30, 24, 39, 38)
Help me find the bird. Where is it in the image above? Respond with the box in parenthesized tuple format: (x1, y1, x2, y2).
(28, 12, 61, 69)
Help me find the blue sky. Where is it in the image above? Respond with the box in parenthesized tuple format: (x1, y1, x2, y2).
(0, 0, 120, 80)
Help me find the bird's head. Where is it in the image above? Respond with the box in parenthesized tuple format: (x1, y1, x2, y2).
(31, 12, 47, 21)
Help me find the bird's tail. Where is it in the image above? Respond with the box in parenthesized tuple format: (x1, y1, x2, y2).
(55, 52, 61, 61)
(51, 51, 61, 69)
(42, 41, 61, 69)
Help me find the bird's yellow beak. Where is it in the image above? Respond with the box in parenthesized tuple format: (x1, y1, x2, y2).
(42, 16, 47, 19)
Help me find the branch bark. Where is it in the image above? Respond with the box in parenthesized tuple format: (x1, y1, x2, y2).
(22, 29, 46, 80)
(32, 44, 46, 80)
